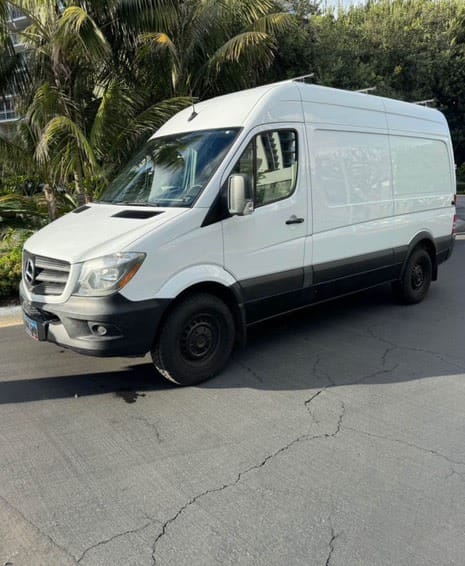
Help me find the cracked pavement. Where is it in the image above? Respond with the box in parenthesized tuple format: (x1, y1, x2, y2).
(1, 239, 465, 565)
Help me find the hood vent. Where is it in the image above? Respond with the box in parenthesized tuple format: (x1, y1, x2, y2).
(112, 210, 164, 219)
(73, 205, 91, 214)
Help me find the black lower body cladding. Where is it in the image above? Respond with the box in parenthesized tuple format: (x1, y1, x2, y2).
(20, 289, 169, 357)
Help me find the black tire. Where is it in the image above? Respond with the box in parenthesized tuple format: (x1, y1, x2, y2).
(392, 247, 433, 304)
(151, 293, 235, 386)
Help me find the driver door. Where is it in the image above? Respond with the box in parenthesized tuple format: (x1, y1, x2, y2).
(222, 125, 308, 321)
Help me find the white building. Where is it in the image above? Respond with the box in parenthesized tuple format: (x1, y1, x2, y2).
(0, 4, 29, 138)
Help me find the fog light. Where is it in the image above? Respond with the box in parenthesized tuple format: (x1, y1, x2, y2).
(90, 323, 108, 336)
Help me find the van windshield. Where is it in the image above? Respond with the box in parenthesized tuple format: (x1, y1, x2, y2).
(99, 128, 239, 207)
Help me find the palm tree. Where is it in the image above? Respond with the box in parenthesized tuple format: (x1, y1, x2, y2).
(15, 0, 191, 204)
(134, 0, 293, 97)
(0, 120, 76, 225)
(1, 0, 291, 213)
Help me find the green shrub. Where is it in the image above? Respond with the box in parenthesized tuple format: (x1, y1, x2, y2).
(0, 245, 22, 299)
(0, 175, 42, 197)
(456, 163, 465, 183)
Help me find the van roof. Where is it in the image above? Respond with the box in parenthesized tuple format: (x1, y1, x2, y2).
(153, 80, 448, 138)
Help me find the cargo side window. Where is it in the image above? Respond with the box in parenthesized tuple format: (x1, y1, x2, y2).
(233, 129, 298, 207)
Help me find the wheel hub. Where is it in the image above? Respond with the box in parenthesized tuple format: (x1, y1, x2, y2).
(411, 264, 424, 289)
(181, 317, 218, 360)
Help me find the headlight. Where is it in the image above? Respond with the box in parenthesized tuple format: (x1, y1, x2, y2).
(73, 252, 146, 296)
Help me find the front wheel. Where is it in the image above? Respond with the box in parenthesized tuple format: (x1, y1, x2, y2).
(392, 247, 432, 304)
(151, 293, 235, 386)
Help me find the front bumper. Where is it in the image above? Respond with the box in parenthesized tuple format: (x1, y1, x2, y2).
(20, 282, 169, 357)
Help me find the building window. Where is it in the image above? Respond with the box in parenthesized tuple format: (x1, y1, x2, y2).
(8, 6, 26, 21)
(10, 32, 24, 47)
(0, 98, 18, 122)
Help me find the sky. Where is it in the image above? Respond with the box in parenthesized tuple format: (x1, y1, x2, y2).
(321, 0, 363, 9)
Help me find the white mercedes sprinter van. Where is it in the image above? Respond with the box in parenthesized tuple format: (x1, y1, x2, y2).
(20, 80, 456, 385)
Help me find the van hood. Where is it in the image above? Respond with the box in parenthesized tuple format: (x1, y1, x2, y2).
(24, 204, 188, 263)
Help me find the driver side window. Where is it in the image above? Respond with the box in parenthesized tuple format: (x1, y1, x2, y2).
(233, 129, 298, 207)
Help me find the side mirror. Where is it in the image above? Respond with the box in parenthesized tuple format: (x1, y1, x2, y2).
(227, 174, 254, 216)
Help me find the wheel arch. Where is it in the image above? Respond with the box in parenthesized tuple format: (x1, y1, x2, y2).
(154, 280, 246, 349)
(403, 231, 438, 281)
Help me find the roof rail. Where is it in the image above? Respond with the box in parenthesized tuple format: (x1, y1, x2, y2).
(291, 73, 315, 83)
(413, 98, 436, 107)
(355, 87, 376, 94)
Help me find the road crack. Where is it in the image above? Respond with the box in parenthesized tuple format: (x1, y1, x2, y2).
(151, 391, 345, 565)
(365, 326, 465, 373)
(132, 416, 163, 443)
(355, 360, 399, 385)
(305, 390, 324, 424)
(346, 426, 465, 467)
(311, 354, 335, 386)
(234, 359, 264, 383)
(0, 493, 78, 564)
(325, 524, 341, 566)
(445, 468, 465, 483)
(77, 519, 159, 563)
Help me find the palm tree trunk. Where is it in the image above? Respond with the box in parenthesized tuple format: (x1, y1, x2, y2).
(74, 170, 91, 204)
(42, 183, 57, 221)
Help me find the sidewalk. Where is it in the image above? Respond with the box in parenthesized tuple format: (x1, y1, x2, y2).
(0, 305, 22, 327)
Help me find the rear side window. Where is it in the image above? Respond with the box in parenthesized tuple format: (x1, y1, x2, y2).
(233, 130, 298, 207)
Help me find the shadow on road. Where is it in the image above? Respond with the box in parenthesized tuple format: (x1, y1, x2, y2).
(2, 271, 463, 406)
(0, 362, 171, 405)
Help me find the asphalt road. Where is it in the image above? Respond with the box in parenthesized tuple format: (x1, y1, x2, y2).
(2, 239, 465, 566)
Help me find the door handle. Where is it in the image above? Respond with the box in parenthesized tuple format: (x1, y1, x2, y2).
(286, 215, 305, 225)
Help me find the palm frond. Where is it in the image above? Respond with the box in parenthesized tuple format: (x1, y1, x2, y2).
(208, 31, 274, 72)
(127, 96, 191, 134)
(35, 115, 97, 173)
(57, 6, 111, 63)
(109, 96, 191, 166)
(0, 133, 34, 172)
(221, 0, 276, 25)
(0, 194, 48, 229)
(137, 31, 179, 90)
(26, 82, 74, 133)
(0, 0, 9, 25)
(90, 80, 138, 158)
(137, 31, 177, 57)
(117, 0, 179, 31)
(250, 12, 295, 35)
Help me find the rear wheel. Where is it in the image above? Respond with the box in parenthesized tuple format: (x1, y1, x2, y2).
(392, 247, 432, 304)
(151, 293, 235, 386)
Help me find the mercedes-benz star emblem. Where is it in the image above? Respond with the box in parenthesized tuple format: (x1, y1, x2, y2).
(25, 258, 35, 285)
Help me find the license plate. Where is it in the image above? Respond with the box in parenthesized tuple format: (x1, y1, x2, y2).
(23, 313, 41, 341)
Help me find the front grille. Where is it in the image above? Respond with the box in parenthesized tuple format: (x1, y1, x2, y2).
(23, 251, 70, 296)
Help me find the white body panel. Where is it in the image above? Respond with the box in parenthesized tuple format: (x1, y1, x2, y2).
(121, 209, 225, 301)
(296, 84, 454, 270)
(25, 205, 188, 263)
